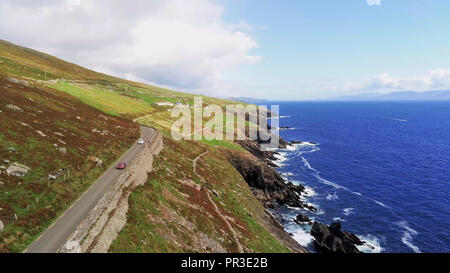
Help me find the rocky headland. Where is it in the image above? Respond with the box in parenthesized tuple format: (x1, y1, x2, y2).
(231, 133, 365, 253)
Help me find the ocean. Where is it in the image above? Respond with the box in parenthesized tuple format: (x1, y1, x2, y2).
(268, 101, 450, 253)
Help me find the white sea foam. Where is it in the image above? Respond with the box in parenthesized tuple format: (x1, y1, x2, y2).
(392, 118, 408, 122)
(303, 186, 316, 197)
(273, 152, 289, 167)
(372, 199, 390, 208)
(273, 152, 287, 161)
(315, 175, 347, 190)
(300, 141, 318, 146)
(285, 144, 300, 151)
(313, 171, 392, 212)
(286, 225, 314, 247)
(315, 208, 325, 215)
(297, 147, 320, 158)
(286, 205, 302, 211)
(301, 150, 392, 212)
(357, 234, 384, 253)
(298, 150, 368, 200)
(288, 201, 318, 212)
(275, 137, 389, 252)
(326, 192, 339, 201)
(343, 207, 355, 216)
(300, 155, 360, 195)
(397, 221, 421, 253)
(302, 157, 319, 172)
(385, 116, 408, 122)
(272, 134, 396, 253)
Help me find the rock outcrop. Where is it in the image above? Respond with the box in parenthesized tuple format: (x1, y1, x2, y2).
(229, 135, 310, 253)
(294, 213, 312, 225)
(5, 104, 23, 112)
(310, 222, 364, 253)
(227, 151, 311, 210)
(232, 124, 366, 254)
(6, 163, 30, 177)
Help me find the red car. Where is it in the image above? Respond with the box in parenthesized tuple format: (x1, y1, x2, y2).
(116, 161, 127, 170)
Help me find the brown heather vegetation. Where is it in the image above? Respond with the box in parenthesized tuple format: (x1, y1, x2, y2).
(109, 122, 294, 253)
(0, 39, 300, 253)
(0, 77, 139, 252)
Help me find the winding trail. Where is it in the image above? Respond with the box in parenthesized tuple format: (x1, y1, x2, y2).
(133, 113, 153, 123)
(193, 151, 244, 253)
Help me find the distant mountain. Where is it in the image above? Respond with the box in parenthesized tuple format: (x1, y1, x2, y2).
(227, 97, 269, 104)
(330, 90, 450, 101)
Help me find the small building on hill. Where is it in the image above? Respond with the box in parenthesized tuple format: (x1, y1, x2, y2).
(153, 102, 174, 107)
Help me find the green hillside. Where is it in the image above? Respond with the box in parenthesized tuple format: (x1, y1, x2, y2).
(0, 40, 292, 253)
(0, 76, 140, 252)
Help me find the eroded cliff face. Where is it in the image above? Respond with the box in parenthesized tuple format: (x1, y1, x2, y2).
(229, 140, 315, 212)
(105, 133, 307, 253)
(232, 138, 366, 254)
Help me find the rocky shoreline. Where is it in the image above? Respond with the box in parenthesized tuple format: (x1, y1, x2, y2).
(231, 136, 366, 253)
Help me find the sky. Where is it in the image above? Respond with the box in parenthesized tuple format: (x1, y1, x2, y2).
(1, 0, 450, 100)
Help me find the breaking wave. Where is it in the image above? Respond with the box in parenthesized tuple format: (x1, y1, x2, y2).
(357, 234, 384, 253)
(397, 221, 421, 253)
(326, 192, 339, 201)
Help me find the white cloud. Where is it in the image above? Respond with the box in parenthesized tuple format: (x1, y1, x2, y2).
(0, 0, 261, 96)
(366, 0, 382, 6)
(326, 69, 450, 94)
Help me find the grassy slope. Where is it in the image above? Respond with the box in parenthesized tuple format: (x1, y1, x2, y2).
(0, 39, 289, 253)
(0, 39, 238, 111)
(110, 122, 289, 253)
(0, 77, 140, 252)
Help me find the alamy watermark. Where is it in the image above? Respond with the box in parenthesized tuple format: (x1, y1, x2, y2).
(170, 97, 280, 150)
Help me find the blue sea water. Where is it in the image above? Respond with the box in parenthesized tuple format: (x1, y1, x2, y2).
(268, 101, 450, 253)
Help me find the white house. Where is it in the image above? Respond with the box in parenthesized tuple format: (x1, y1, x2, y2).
(153, 102, 174, 107)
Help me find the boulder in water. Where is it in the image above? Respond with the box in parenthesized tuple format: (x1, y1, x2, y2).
(311, 221, 363, 253)
(294, 213, 312, 225)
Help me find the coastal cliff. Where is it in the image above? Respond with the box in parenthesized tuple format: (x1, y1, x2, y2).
(231, 136, 364, 253)
(227, 146, 315, 211)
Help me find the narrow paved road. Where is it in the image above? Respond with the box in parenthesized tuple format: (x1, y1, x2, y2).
(25, 126, 156, 253)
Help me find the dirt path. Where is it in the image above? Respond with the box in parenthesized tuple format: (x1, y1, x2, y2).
(133, 113, 153, 123)
(193, 151, 244, 253)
